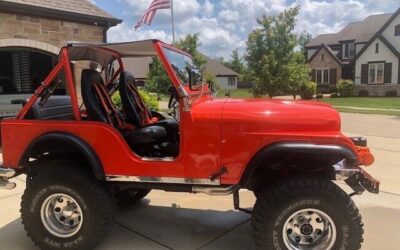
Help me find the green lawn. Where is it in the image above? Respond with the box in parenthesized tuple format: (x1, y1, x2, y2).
(321, 97, 400, 110)
(216, 88, 258, 98)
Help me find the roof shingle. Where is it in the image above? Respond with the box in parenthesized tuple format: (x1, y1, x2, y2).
(306, 13, 392, 47)
(0, 0, 121, 25)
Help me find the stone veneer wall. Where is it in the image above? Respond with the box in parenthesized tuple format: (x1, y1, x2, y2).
(0, 12, 105, 50)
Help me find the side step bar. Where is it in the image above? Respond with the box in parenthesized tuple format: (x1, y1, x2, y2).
(0, 167, 16, 190)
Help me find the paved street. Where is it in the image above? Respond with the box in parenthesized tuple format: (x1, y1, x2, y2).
(1, 112, 399, 249)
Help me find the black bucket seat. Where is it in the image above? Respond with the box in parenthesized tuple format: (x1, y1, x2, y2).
(81, 69, 167, 151)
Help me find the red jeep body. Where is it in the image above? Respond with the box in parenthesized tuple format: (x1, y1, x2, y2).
(0, 40, 374, 187)
(0, 40, 379, 250)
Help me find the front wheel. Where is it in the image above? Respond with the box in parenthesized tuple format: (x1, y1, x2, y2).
(252, 178, 363, 250)
(21, 163, 115, 250)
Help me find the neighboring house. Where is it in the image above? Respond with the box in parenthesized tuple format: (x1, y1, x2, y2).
(0, 0, 121, 117)
(123, 56, 240, 90)
(306, 8, 400, 96)
(203, 56, 239, 89)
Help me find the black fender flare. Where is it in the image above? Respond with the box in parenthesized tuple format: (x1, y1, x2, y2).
(240, 142, 357, 187)
(19, 132, 105, 180)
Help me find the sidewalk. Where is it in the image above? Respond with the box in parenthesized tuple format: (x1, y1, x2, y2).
(333, 105, 400, 112)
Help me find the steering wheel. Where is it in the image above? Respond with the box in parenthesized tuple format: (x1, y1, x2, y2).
(167, 85, 179, 119)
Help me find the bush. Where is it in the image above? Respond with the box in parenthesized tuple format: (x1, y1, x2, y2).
(358, 90, 369, 97)
(336, 79, 354, 97)
(385, 90, 398, 97)
(316, 93, 323, 99)
(299, 81, 316, 100)
(139, 89, 160, 110)
(112, 89, 159, 111)
(329, 85, 337, 93)
(330, 93, 339, 98)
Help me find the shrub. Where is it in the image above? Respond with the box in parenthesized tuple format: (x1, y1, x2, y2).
(316, 93, 323, 99)
(385, 90, 398, 97)
(336, 79, 354, 97)
(139, 89, 160, 110)
(358, 90, 369, 97)
(330, 93, 339, 98)
(112, 89, 159, 111)
(299, 81, 316, 100)
(329, 85, 337, 93)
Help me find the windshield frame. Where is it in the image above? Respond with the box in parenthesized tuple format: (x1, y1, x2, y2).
(156, 43, 204, 89)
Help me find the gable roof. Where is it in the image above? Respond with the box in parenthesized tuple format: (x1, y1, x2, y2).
(308, 43, 342, 65)
(203, 56, 239, 76)
(353, 8, 400, 62)
(306, 13, 392, 47)
(0, 0, 121, 26)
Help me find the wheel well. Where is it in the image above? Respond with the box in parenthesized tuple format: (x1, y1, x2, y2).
(20, 132, 105, 180)
(241, 142, 357, 191)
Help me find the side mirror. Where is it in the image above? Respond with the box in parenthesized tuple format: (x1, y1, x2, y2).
(188, 68, 202, 90)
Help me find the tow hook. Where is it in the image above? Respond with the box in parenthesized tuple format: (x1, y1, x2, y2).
(0, 167, 16, 190)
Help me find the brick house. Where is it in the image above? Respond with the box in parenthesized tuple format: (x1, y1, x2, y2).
(306, 8, 400, 96)
(0, 0, 121, 117)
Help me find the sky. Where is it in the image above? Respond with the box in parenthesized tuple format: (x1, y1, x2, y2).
(92, 0, 399, 60)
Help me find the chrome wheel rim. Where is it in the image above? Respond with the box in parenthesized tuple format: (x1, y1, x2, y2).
(40, 193, 83, 238)
(282, 208, 336, 250)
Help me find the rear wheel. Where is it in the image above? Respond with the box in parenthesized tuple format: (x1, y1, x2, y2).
(21, 163, 115, 250)
(252, 178, 363, 250)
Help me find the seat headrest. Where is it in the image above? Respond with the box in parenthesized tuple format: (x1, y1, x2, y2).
(121, 71, 136, 86)
(81, 69, 104, 86)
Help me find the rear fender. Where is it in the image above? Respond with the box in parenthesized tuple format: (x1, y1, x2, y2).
(19, 132, 105, 180)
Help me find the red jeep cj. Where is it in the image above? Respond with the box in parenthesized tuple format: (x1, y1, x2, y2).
(0, 40, 378, 250)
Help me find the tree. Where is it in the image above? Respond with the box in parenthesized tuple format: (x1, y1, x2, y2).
(146, 33, 206, 95)
(245, 6, 300, 97)
(174, 33, 206, 68)
(287, 51, 311, 99)
(298, 32, 312, 59)
(225, 49, 245, 75)
(144, 57, 171, 95)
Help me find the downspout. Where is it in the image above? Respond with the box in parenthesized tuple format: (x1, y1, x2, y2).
(103, 21, 111, 43)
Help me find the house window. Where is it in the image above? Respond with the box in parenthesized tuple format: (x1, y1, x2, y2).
(315, 69, 329, 84)
(348, 43, 355, 57)
(375, 43, 379, 53)
(395, 24, 400, 36)
(321, 54, 324, 60)
(344, 42, 355, 58)
(228, 76, 236, 86)
(368, 63, 384, 84)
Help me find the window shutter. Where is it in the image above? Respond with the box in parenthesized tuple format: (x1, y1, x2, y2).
(384, 63, 392, 83)
(329, 68, 337, 84)
(311, 69, 316, 82)
(361, 64, 368, 84)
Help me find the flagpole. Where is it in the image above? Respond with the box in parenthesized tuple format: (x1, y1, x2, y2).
(170, 0, 175, 44)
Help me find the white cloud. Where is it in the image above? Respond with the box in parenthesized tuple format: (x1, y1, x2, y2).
(106, 0, 399, 59)
(202, 0, 214, 17)
(108, 22, 172, 43)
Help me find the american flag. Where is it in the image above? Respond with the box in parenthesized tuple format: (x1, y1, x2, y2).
(135, 0, 171, 30)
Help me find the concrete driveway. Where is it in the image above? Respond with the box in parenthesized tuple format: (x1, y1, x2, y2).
(1, 112, 399, 249)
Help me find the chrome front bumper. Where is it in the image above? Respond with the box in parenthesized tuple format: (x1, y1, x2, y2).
(0, 166, 16, 190)
(334, 160, 379, 194)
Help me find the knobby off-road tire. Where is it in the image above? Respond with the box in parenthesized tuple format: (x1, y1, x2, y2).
(115, 188, 151, 207)
(21, 163, 116, 250)
(252, 178, 363, 250)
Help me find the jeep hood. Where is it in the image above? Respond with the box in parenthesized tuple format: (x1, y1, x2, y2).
(220, 98, 341, 133)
